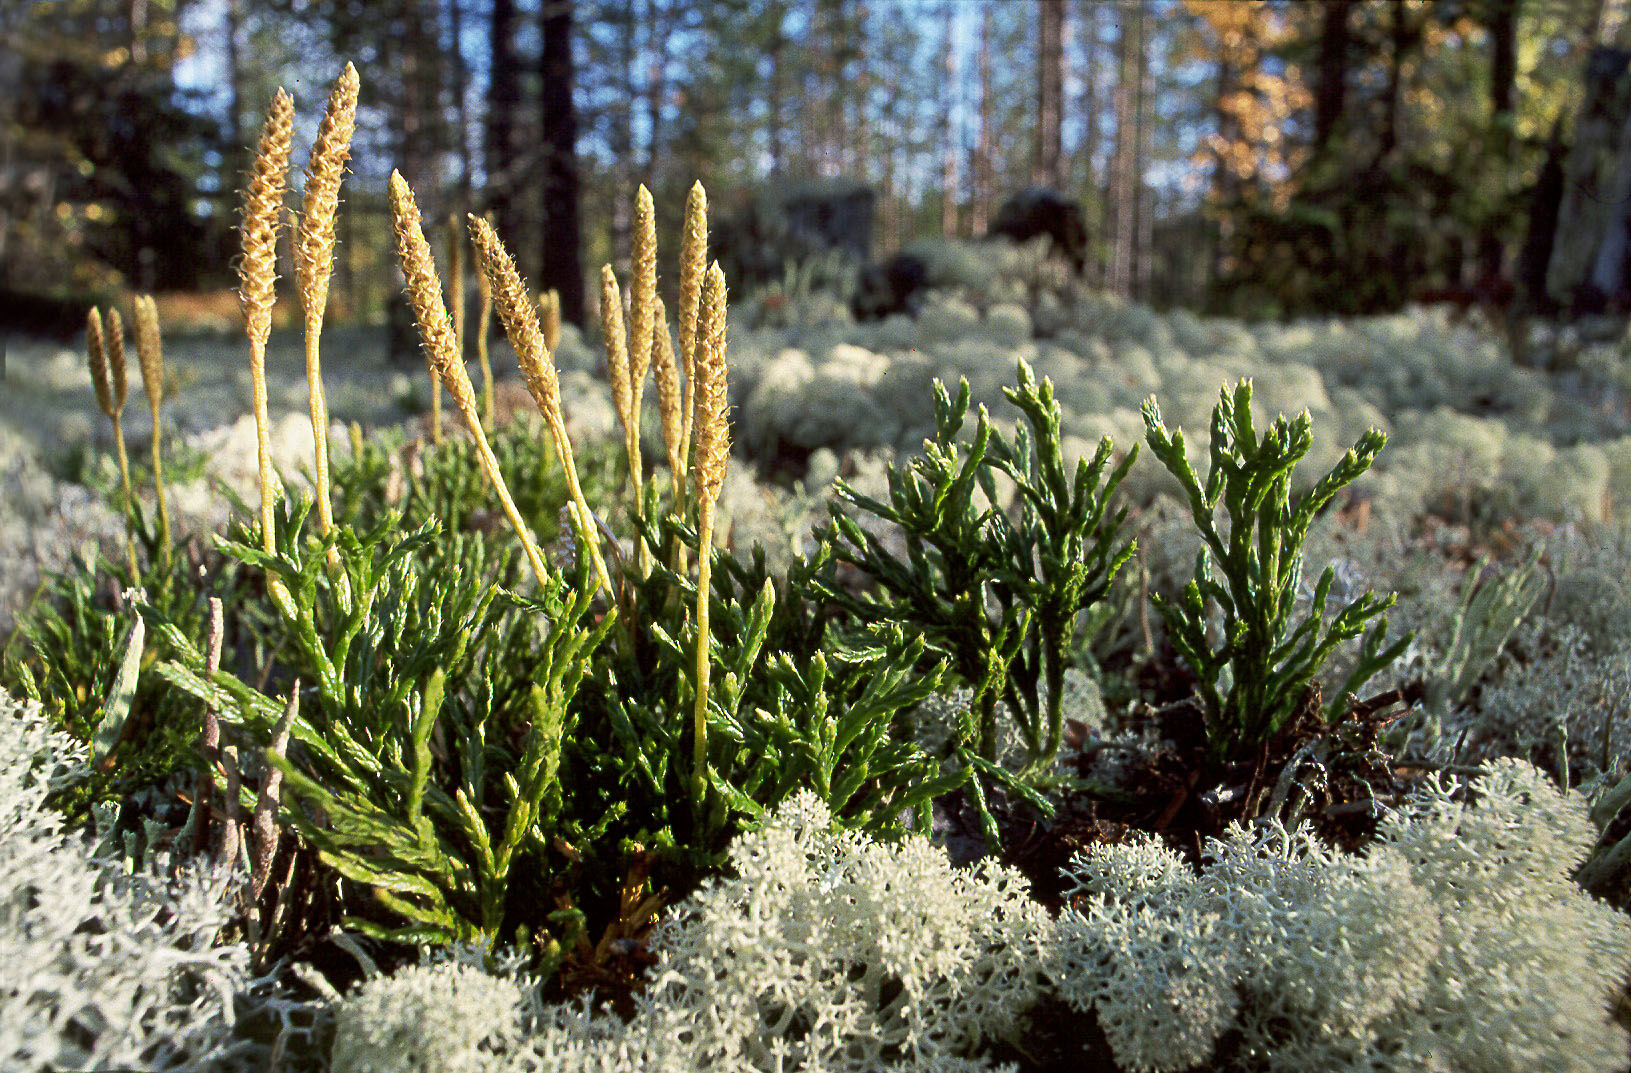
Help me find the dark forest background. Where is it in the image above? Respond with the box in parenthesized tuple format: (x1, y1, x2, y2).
(2, 0, 1628, 335)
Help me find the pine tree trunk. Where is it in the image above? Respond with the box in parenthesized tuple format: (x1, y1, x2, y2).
(485, 0, 520, 244)
(1134, 10, 1152, 299)
(1108, 3, 1140, 298)
(1479, 0, 1521, 279)
(1313, 0, 1353, 153)
(448, 0, 473, 217)
(538, 0, 586, 327)
(973, 6, 994, 234)
(1078, 0, 1101, 283)
(1035, 0, 1065, 188)
(940, 1, 960, 237)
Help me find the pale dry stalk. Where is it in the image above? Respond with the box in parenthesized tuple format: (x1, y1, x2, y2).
(689, 262, 730, 806)
(133, 294, 171, 563)
(678, 181, 708, 470)
(539, 288, 561, 352)
(293, 62, 358, 539)
(443, 213, 466, 446)
(468, 213, 612, 594)
(390, 171, 550, 587)
(238, 87, 295, 566)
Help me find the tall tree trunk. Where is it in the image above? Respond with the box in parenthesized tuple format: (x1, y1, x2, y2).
(973, 5, 994, 234)
(1207, 8, 1242, 287)
(1078, 0, 1102, 282)
(447, 0, 473, 217)
(642, 0, 669, 187)
(1313, 0, 1353, 153)
(1380, 0, 1418, 161)
(768, 10, 786, 178)
(940, 1, 960, 236)
(387, 0, 449, 362)
(609, 3, 636, 268)
(485, 0, 520, 244)
(538, 0, 585, 327)
(1134, 8, 1152, 299)
(1035, 0, 1065, 188)
(1479, 0, 1522, 280)
(1109, 3, 1140, 297)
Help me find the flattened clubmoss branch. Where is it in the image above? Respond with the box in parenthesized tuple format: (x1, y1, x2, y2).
(86, 308, 138, 577)
(678, 181, 707, 471)
(292, 61, 358, 540)
(467, 212, 612, 595)
(238, 85, 295, 611)
(389, 170, 549, 589)
(690, 261, 730, 808)
(1141, 379, 1408, 765)
(133, 294, 171, 566)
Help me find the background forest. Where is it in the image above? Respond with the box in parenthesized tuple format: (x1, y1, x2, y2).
(2, 0, 1626, 334)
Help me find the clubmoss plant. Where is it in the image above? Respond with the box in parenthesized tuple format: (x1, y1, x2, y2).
(820, 359, 1135, 819)
(1141, 380, 1409, 765)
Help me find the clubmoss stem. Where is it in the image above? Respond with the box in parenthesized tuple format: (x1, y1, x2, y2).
(293, 62, 358, 543)
(689, 262, 729, 809)
(133, 295, 171, 566)
(237, 86, 295, 612)
(390, 171, 549, 588)
(87, 308, 139, 577)
(467, 212, 612, 595)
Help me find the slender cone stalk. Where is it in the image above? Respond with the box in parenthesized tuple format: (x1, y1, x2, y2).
(468, 213, 611, 594)
(627, 186, 659, 576)
(678, 181, 707, 469)
(475, 218, 494, 428)
(238, 87, 295, 571)
(601, 266, 640, 495)
(133, 295, 171, 565)
(293, 62, 358, 539)
(390, 171, 549, 587)
(689, 262, 729, 807)
(88, 309, 138, 576)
